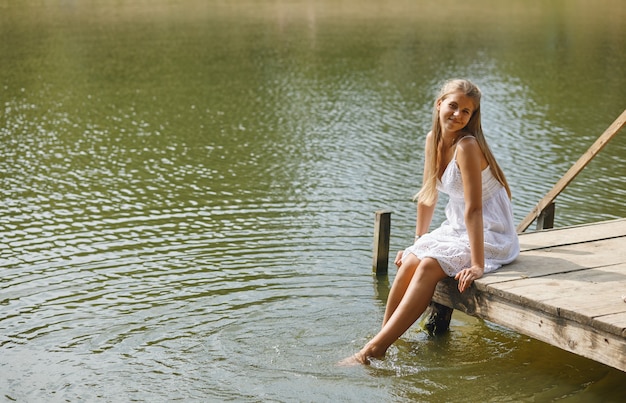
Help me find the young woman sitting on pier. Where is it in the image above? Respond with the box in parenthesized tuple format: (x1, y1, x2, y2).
(340, 79, 520, 365)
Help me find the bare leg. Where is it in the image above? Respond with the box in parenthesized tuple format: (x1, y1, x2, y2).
(382, 254, 420, 327)
(340, 258, 447, 366)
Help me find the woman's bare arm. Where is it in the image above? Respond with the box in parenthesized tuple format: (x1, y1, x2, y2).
(455, 136, 488, 292)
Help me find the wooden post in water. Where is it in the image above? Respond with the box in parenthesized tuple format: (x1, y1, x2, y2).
(372, 210, 391, 275)
(424, 302, 453, 336)
(536, 201, 555, 230)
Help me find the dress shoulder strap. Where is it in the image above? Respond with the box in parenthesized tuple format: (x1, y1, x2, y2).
(458, 135, 475, 142)
(453, 135, 475, 158)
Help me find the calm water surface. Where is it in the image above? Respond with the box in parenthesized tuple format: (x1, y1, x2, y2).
(1, 1, 625, 401)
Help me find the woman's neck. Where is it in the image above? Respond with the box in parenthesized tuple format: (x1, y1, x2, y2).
(442, 130, 463, 149)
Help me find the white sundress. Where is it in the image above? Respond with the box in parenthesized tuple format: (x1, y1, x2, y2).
(403, 143, 520, 277)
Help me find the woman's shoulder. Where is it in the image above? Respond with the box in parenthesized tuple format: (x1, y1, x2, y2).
(455, 133, 480, 152)
(456, 131, 477, 144)
(455, 133, 488, 168)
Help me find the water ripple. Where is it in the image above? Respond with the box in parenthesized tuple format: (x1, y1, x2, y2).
(2, 2, 625, 400)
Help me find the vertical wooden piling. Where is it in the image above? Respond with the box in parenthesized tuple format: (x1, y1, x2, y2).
(372, 210, 391, 275)
(536, 202, 555, 230)
(424, 302, 453, 336)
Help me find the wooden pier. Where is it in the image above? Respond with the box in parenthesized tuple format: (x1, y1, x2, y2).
(370, 110, 626, 370)
(431, 218, 626, 372)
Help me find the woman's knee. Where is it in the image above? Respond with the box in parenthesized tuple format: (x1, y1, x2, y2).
(399, 254, 419, 272)
(395, 254, 420, 282)
(414, 258, 447, 283)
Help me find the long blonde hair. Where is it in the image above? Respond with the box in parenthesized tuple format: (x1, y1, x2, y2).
(415, 79, 512, 205)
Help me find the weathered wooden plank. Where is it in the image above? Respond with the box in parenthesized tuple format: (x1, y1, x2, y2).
(575, 298, 626, 318)
(600, 312, 626, 338)
(492, 263, 626, 293)
(432, 277, 626, 372)
(475, 236, 626, 288)
(497, 278, 626, 307)
(487, 280, 626, 334)
(519, 218, 626, 252)
(474, 256, 592, 288)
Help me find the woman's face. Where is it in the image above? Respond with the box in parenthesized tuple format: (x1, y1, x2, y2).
(437, 92, 475, 133)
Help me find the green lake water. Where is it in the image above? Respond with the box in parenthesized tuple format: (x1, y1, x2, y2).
(1, 0, 625, 401)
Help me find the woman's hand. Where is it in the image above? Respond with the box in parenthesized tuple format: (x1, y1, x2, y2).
(454, 265, 484, 293)
(394, 250, 404, 267)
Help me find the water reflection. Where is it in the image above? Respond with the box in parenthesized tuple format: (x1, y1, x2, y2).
(1, 0, 625, 401)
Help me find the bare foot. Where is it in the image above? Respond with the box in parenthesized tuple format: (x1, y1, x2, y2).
(336, 352, 370, 367)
